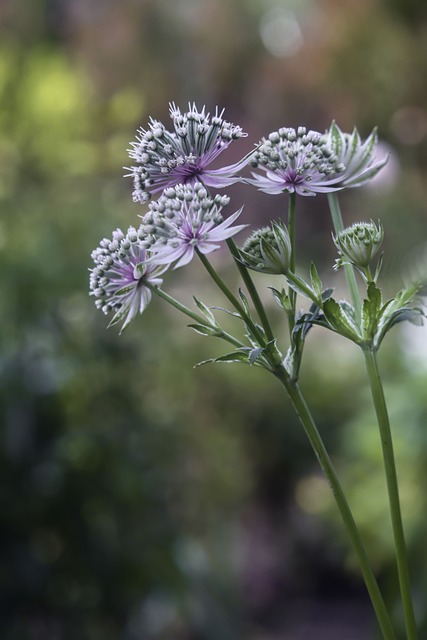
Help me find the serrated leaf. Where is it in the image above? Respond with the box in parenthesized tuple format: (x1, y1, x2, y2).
(193, 296, 216, 324)
(362, 282, 382, 341)
(323, 298, 362, 342)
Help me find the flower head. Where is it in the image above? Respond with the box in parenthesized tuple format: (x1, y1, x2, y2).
(143, 182, 246, 269)
(127, 102, 249, 203)
(239, 221, 291, 274)
(247, 127, 345, 196)
(333, 220, 384, 270)
(89, 226, 168, 332)
(325, 122, 388, 188)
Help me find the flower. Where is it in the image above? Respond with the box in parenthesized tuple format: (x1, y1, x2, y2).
(143, 182, 247, 269)
(247, 127, 345, 196)
(89, 226, 168, 332)
(333, 220, 384, 270)
(324, 122, 388, 188)
(239, 221, 291, 274)
(127, 102, 249, 203)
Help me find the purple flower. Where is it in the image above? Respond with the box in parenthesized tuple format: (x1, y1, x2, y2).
(324, 122, 388, 188)
(247, 127, 345, 196)
(127, 102, 249, 204)
(89, 226, 168, 332)
(143, 182, 247, 269)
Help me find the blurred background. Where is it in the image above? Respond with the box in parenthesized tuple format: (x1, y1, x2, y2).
(1, 0, 427, 638)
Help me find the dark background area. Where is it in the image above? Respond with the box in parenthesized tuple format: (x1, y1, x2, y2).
(1, 0, 427, 638)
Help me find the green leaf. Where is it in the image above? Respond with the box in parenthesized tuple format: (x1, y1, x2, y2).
(211, 305, 241, 318)
(310, 262, 323, 299)
(362, 282, 382, 342)
(193, 296, 216, 324)
(323, 298, 362, 343)
(188, 323, 220, 337)
(374, 282, 425, 347)
(269, 287, 292, 312)
(249, 346, 264, 365)
(287, 273, 315, 300)
(238, 288, 251, 315)
(195, 351, 250, 367)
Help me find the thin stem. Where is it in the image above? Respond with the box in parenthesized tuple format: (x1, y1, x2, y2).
(287, 192, 297, 334)
(274, 368, 396, 640)
(148, 284, 245, 350)
(226, 238, 275, 343)
(327, 193, 362, 322)
(363, 348, 418, 640)
(195, 249, 266, 346)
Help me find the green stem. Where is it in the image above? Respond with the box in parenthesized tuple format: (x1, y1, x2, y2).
(195, 249, 266, 346)
(275, 369, 396, 640)
(327, 193, 362, 322)
(226, 238, 275, 343)
(149, 284, 245, 350)
(288, 192, 297, 334)
(363, 348, 418, 640)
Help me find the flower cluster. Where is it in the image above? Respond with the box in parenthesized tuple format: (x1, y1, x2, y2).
(142, 182, 246, 269)
(90, 102, 390, 332)
(89, 226, 167, 333)
(127, 102, 248, 204)
(248, 127, 345, 196)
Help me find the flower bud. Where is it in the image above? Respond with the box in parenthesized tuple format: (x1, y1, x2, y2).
(333, 220, 384, 269)
(240, 221, 291, 274)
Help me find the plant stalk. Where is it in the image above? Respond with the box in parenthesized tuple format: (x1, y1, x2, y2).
(327, 193, 362, 322)
(287, 192, 297, 334)
(196, 249, 266, 346)
(274, 368, 397, 640)
(363, 348, 418, 640)
(226, 238, 275, 343)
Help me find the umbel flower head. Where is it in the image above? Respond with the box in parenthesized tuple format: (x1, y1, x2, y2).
(247, 127, 345, 196)
(325, 122, 388, 188)
(333, 220, 384, 270)
(143, 182, 246, 269)
(239, 221, 291, 274)
(127, 102, 249, 204)
(89, 226, 168, 332)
